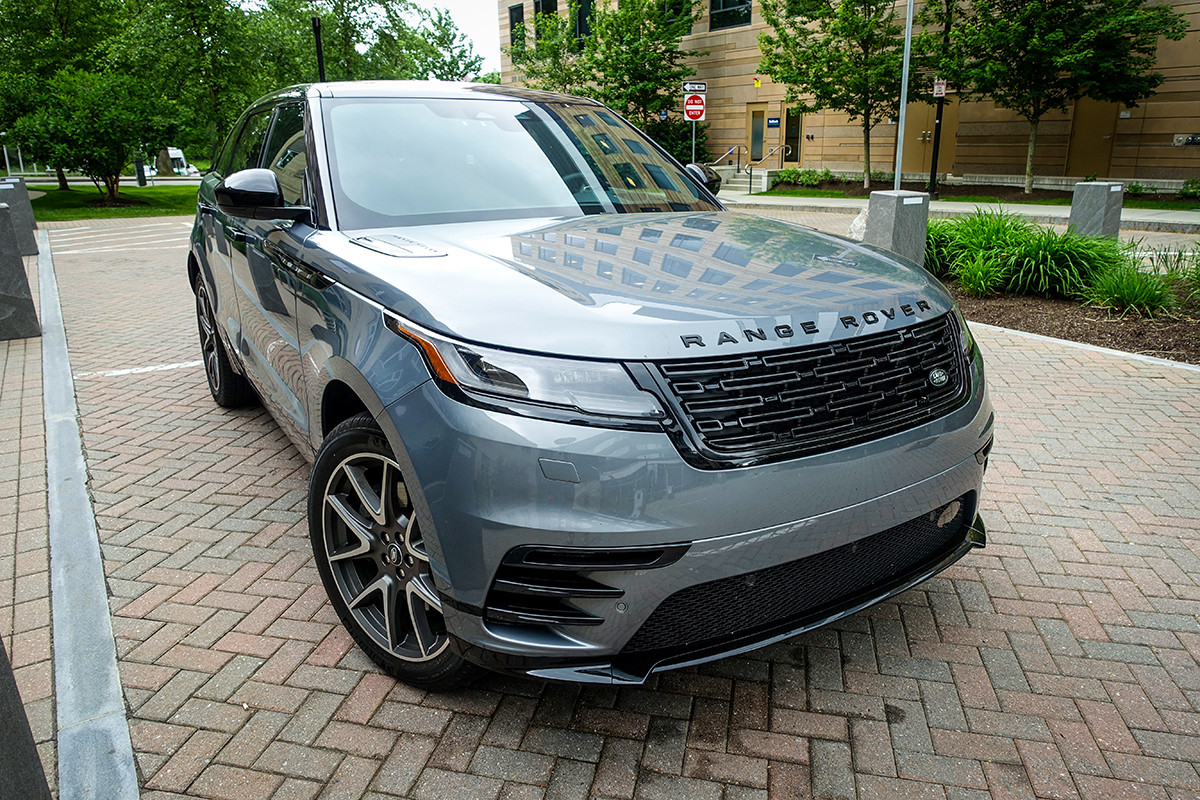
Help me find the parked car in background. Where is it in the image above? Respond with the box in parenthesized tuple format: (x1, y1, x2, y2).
(187, 81, 993, 688)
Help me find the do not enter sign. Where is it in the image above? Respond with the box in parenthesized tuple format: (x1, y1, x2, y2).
(684, 93, 706, 122)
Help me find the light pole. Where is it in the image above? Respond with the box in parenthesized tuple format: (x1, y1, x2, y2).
(893, 0, 916, 191)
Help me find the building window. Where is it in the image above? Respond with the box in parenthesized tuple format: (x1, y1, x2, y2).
(710, 0, 750, 30)
(509, 4, 525, 47)
(534, 0, 557, 15)
(576, 0, 593, 37)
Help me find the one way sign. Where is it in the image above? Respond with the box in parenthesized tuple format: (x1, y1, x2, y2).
(682, 81, 707, 93)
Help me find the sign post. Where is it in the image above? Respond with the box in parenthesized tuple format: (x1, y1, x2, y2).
(683, 85, 706, 164)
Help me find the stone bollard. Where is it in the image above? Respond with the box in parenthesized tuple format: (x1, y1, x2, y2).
(0, 178, 38, 255)
(0, 203, 42, 340)
(0, 637, 53, 800)
(1068, 181, 1123, 238)
(864, 190, 930, 267)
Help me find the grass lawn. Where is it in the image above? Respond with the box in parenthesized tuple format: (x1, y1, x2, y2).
(30, 184, 199, 221)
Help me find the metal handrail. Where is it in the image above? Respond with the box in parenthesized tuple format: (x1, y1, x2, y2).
(744, 146, 792, 193)
(708, 145, 749, 171)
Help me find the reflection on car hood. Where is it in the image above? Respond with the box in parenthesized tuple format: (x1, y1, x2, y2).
(309, 211, 955, 360)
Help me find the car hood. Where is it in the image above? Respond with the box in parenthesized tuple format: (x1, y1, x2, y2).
(308, 211, 955, 360)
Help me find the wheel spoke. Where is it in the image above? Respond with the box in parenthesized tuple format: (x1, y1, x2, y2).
(325, 494, 373, 561)
(406, 576, 441, 657)
(401, 513, 428, 562)
(342, 463, 386, 526)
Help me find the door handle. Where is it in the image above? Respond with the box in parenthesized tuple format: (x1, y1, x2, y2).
(227, 228, 249, 244)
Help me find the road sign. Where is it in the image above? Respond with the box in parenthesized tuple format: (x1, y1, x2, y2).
(933, 78, 947, 98)
(659, 109, 669, 121)
(684, 94, 706, 122)
(683, 81, 707, 93)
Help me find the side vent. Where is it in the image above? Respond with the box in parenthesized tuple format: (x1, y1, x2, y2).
(484, 544, 689, 627)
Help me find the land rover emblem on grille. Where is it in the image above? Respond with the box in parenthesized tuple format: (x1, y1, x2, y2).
(928, 368, 949, 387)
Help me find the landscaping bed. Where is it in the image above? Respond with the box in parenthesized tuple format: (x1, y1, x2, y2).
(923, 209, 1200, 365)
(950, 285, 1200, 364)
(764, 170, 1200, 210)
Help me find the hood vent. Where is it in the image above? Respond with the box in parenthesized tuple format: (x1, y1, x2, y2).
(351, 234, 446, 258)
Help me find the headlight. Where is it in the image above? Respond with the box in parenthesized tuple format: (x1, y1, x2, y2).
(384, 313, 665, 421)
(953, 307, 976, 360)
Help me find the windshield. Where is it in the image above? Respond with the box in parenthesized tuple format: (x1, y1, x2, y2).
(322, 96, 720, 229)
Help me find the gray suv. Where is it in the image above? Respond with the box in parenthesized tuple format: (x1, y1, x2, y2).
(189, 81, 993, 688)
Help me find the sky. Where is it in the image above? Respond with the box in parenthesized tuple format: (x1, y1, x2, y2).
(435, 0, 502, 75)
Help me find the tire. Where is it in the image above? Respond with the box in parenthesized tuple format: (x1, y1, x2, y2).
(309, 412, 480, 689)
(195, 280, 256, 408)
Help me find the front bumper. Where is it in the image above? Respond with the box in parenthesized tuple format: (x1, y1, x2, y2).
(383, 364, 992, 683)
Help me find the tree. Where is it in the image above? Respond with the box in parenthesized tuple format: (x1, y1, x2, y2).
(0, 0, 122, 187)
(367, 4, 485, 80)
(586, 0, 705, 125)
(507, 1, 591, 95)
(13, 69, 176, 201)
(950, 0, 1187, 193)
(107, 0, 262, 154)
(758, 0, 904, 189)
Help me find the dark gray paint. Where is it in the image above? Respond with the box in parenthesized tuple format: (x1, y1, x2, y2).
(0, 204, 41, 339)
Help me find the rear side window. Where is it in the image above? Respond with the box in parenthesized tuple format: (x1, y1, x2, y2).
(227, 109, 273, 175)
(264, 103, 307, 205)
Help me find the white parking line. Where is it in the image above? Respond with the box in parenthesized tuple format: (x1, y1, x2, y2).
(74, 360, 203, 379)
(52, 243, 190, 255)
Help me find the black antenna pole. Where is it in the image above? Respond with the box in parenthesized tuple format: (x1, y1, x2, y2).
(312, 17, 326, 82)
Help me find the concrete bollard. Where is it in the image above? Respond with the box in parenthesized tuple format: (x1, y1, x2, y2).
(0, 203, 42, 340)
(0, 637, 53, 800)
(864, 190, 930, 267)
(0, 178, 38, 255)
(1068, 181, 1123, 238)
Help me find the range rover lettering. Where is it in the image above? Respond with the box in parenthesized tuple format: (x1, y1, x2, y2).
(188, 81, 993, 688)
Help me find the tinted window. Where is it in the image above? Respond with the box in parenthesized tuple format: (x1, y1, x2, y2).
(264, 103, 307, 205)
(228, 109, 272, 174)
(710, 0, 750, 29)
(322, 97, 719, 229)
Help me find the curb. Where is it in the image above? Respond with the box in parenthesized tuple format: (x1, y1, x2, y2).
(723, 200, 1200, 235)
(39, 230, 139, 800)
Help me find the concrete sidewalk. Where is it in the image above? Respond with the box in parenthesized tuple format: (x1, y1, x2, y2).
(719, 189, 1200, 235)
(3, 215, 1200, 800)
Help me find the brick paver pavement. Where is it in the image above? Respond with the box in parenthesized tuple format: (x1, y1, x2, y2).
(24, 215, 1200, 798)
(1, 248, 57, 794)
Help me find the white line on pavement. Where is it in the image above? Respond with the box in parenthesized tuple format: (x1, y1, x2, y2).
(74, 360, 203, 379)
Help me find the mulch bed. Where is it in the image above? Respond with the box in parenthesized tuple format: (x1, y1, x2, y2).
(779, 180, 1197, 205)
(947, 283, 1200, 365)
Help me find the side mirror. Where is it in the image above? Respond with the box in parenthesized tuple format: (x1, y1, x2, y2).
(685, 163, 722, 196)
(215, 168, 310, 222)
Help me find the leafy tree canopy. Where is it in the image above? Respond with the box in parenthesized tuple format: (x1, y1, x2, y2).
(13, 69, 177, 199)
(758, 0, 904, 188)
(941, 0, 1188, 192)
(506, 0, 706, 126)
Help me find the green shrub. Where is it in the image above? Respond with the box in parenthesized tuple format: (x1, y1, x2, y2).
(1126, 182, 1151, 196)
(941, 209, 1034, 268)
(1179, 178, 1200, 200)
(1005, 229, 1129, 298)
(1085, 261, 1176, 316)
(772, 167, 825, 188)
(924, 219, 955, 278)
(954, 253, 1010, 297)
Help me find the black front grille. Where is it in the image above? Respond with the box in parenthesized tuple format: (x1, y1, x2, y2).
(621, 494, 973, 655)
(654, 314, 968, 464)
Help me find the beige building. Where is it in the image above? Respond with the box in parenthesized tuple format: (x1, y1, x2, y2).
(498, 0, 1200, 183)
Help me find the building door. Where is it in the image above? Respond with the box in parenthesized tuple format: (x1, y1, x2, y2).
(1066, 98, 1118, 178)
(900, 99, 960, 175)
(784, 109, 802, 162)
(747, 106, 767, 161)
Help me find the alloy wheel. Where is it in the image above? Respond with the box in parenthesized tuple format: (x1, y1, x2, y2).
(321, 452, 449, 662)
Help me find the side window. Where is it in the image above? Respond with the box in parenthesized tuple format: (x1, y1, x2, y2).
(227, 109, 273, 175)
(710, 0, 750, 30)
(264, 104, 307, 206)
